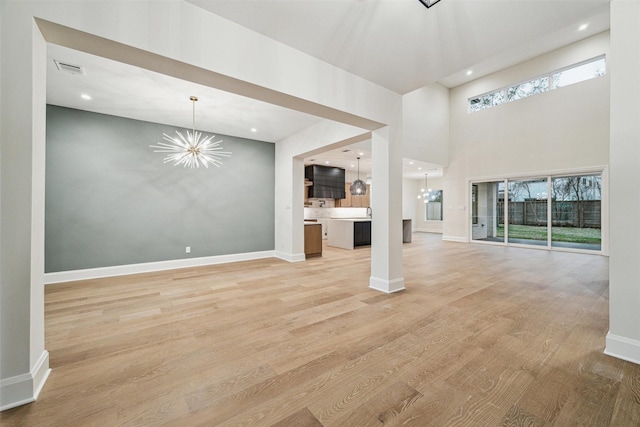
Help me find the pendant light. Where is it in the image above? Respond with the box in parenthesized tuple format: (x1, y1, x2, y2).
(417, 173, 432, 203)
(150, 96, 232, 168)
(350, 157, 367, 196)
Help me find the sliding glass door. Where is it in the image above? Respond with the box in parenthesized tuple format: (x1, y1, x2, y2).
(471, 181, 505, 243)
(507, 178, 548, 246)
(471, 172, 602, 252)
(551, 174, 602, 250)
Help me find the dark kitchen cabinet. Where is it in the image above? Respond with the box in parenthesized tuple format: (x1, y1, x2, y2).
(305, 165, 345, 199)
(353, 221, 371, 247)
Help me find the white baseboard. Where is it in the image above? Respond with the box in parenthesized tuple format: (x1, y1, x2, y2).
(605, 332, 640, 365)
(442, 235, 467, 243)
(1, 350, 50, 411)
(45, 250, 277, 284)
(274, 251, 306, 263)
(369, 276, 405, 293)
(414, 228, 443, 234)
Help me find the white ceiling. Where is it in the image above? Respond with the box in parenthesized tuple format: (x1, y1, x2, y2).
(188, 0, 611, 93)
(46, 44, 322, 143)
(304, 139, 442, 179)
(46, 0, 611, 179)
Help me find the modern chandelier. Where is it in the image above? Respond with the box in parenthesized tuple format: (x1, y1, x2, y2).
(417, 173, 433, 203)
(150, 96, 231, 168)
(418, 0, 442, 8)
(350, 157, 368, 196)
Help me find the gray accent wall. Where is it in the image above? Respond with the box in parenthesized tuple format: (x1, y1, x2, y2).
(45, 105, 275, 273)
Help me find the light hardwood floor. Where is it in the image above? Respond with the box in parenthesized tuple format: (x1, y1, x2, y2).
(3, 233, 639, 426)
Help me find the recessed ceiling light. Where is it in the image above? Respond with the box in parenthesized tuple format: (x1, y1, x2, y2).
(418, 167, 422, 170)
(466, 70, 473, 76)
(351, 164, 355, 168)
(325, 161, 330, 164)
(250, 128, 257, 132)
(359, 152, 364, 156)
(409, 161, 414, 165)
(81, 94, 91, 100)
(579, 23, 588, 31)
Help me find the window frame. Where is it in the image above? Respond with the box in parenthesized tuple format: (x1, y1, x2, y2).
(468, 55, 606, 113)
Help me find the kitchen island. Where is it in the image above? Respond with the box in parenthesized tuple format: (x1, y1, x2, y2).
(327, 218, 371, 250)
(328, 218, 413, 250)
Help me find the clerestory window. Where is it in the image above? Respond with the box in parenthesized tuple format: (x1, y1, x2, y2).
(469, 56, 606, 113)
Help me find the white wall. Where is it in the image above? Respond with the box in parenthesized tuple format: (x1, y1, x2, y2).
(606, 0, 640, 365)
(402, 178, 418, 227)
(403, 83, 450, 165)
(0, 10, 50, 410)
(401, 82, 449, 234)
(412, 176, 444, 233)
(444, 31, 610, 243)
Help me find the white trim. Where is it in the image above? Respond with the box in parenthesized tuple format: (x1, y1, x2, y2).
(369, 276, 405, 293)
(32, 351, 51, 401)
(1, 351, 50, 411)
(442, 235, 467, 243)
(605, 332, 640, 365)
(470, 239, 505, 246)
(45, 251, 277, 284)
(549, 245, 606, 256)
(468, 165, 609, 185)
(414, 228, 443, 234)
(274, 251, 306, 263)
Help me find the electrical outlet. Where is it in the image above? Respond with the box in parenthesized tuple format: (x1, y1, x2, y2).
(185, 246, 191, 253)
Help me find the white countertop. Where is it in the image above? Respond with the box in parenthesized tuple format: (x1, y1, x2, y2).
(327, 218, 413, 249)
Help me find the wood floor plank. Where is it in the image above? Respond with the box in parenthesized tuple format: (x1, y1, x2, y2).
(3, 233, 638, 427)
(498, 405, 549, 426)
(337, 380, 423, 426)
(609, 361, 640, 425)
(269, 407, 323, 427)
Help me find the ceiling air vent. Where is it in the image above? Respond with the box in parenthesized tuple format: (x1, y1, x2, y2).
(54, 60, 85, 76)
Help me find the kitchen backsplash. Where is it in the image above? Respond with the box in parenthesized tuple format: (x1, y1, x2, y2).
(306, 198, 337, 208)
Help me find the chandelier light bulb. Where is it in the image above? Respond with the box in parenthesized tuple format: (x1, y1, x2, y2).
(150, 96, 231, 168)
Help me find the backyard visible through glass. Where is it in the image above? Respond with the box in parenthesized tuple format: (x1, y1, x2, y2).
(507, 178, 548, 246)
(551, 174, 601, 250)
(472, 173, 601, 251)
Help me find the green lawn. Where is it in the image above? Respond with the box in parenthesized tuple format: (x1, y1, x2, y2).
(496, 224, 601, 244)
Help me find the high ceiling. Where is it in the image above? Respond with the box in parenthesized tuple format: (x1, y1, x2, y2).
(188, 0, 610, 93)
(46, 0, 611, 178)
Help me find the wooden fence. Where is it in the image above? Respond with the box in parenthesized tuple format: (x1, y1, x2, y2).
(496, 200, 601, 228)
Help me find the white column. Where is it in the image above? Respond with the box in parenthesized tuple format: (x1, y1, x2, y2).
(369, 121, 405, 293)
(273, 147, 306, 262)
(0, 17, 50, 410)
(606, 0, 640, 365)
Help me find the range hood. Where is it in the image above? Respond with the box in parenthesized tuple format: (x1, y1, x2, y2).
(305, 164, 345, 199)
